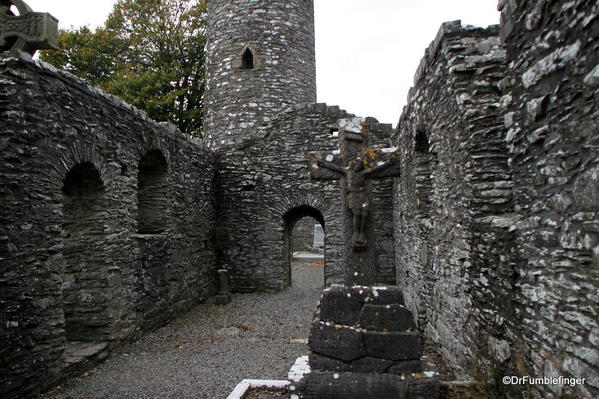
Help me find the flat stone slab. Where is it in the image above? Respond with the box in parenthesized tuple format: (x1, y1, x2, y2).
(364, 331, 422, 361)
(293, 252, 324, 262)
(63, 342, 108, 365)
(357, 303, 417, 331)
(309, 322, 365, 362)
(309, 354, 394, 374)
(297, 371, 440, 399)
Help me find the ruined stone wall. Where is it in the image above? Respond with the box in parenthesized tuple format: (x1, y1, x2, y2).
(216, 103, 396, 291)
(393, 20, 515, 377)
(498, 0, 598, 397)
(395, 2, 598, 396)
(0, 54, 217, 399)
(203, 0, 316, 149)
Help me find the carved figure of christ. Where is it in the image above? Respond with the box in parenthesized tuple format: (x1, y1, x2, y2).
(315, 157, 398, 250)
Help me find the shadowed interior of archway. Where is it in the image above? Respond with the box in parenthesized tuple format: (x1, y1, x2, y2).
(283, 205, 325, 287)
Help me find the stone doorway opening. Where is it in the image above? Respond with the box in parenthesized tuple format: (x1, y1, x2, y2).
(61, 162, 111, 369)
(283, 205, 325, 287)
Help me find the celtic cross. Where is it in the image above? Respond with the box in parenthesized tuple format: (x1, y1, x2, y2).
(0, 0, 58, 55)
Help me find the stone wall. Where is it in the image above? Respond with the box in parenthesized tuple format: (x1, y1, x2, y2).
(0, 54, 217, 399)
(394, 2, 598, 396)
(393, 20, 512, 375)
(216, 103, 396, 291)
(498, 0, 598, 397)
(203, 0, 317, 149)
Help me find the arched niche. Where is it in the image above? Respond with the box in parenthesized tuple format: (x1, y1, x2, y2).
(137, 149, 169, 234)
(62, 162, 110, 342)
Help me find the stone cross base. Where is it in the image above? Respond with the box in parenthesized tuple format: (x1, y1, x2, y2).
(296, 372, 440, 399)
(297, 285, 440, 398)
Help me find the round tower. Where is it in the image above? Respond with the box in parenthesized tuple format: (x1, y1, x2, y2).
(203, 0, 316, 149)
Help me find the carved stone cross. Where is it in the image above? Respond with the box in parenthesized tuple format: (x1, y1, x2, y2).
(310, 117, 400, 284)
(0, 0, 58, 55)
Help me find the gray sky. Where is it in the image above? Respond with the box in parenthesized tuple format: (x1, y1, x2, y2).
(26, 0, 499, 126)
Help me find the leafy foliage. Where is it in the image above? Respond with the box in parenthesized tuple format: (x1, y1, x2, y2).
(40, 0, 207, 136)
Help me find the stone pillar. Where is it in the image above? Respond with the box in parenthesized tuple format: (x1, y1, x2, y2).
(215, 269, 231, 305)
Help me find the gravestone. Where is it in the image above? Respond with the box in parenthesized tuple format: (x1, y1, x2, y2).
(312, 224, 324, 254)
(0, 0, 58, 55)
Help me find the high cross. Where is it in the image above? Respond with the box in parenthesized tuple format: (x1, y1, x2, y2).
(310, 117, 400, 285)
(0, 0, 58, 55)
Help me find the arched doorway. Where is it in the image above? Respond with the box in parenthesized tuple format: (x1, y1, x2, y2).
(283, 205, 325, 287)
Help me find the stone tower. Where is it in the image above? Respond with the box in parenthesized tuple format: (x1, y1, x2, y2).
(203, 0, 317, 149)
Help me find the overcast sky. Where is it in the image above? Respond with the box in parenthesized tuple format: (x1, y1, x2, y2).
(26, 0, 499, 126)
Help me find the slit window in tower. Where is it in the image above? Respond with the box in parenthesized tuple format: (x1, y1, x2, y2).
(241, 48, 254, 69)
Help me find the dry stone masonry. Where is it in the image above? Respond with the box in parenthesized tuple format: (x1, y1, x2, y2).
(215, 106, 397, 290)
(203, 0, 316, 149)
(393, 2, 598, 398)
(0, 0, 597, 398)
(0, 54, 216, 398)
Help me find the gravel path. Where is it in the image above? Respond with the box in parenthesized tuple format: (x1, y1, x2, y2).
(39, 261, 324, 399)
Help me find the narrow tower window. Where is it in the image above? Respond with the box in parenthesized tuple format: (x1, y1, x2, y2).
(241, 48, 254, 69)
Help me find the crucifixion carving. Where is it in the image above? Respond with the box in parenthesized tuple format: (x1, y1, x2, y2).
(0, 0, 58, 55)
(311, 118, 401, 249)
(315, 156, 398, 249)
(310, 117, 400, 285)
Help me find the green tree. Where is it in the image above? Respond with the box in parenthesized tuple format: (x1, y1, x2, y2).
(40, 0, 207, 136)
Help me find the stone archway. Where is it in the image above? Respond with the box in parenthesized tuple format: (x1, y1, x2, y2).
(283, 205, 325, 287)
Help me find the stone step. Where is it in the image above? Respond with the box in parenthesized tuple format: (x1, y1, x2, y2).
(62, 341, 109, 377)
(318, 285, 405, 326)
(310, 353, 422, 375)
(309, 322, 422, 362)
(295, 371, 440, 399)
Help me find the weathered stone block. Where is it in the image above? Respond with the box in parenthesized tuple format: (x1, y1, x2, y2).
(357, 304, 416, 331)
(368, 286, 405, 306)
(319, 286, 365, 325)
(387, 360, 423, 374)
(309, 322, 365, 362)
(363, 331, 422, 360)
(351, 357, 394, 373)
(309, 353, 352, 372)
(298, 372, 440, 399)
